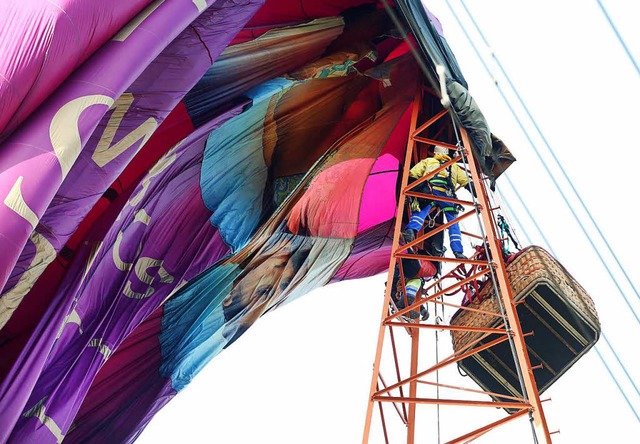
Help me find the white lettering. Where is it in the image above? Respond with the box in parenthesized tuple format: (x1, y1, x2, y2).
(92, 93, 158, 168)
(50, 95, 114, 178)
(192, 0, 207, 12)
(113, 0, 165, 42)
(0, 232, 55, 329)
(3, 176, 39, 228)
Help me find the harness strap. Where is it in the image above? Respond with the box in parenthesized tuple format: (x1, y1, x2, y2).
(429, 160, 456, 194)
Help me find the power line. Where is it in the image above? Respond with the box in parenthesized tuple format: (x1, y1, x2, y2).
(595, 0, 640, 77)
(497, 178, 640, 421)
(488, 178, 640, 422)
(457, 0, 640, 313)
(446, 0, 640, 328)
(441, 0, 640, 422)
(451, 0, 640, 396)
(453, 0, 640, 317)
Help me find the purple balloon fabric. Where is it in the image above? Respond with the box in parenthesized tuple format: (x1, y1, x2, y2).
(0, 1, 441, 442)
(0, 0, 265, 331)
(0, 0, 155, 139)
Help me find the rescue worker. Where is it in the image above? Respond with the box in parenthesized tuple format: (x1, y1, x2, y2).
(402, 145, 475, 259)
(390, 254, 435, 321)
(397, 278, 428, 320)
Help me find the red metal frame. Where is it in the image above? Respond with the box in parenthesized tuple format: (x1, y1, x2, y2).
(362, 87, 552, 443)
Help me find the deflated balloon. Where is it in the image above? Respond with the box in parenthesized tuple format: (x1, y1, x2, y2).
(0, 1, 503, 443)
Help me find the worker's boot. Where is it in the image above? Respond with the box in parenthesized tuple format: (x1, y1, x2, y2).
(453, 251, 467, 259)
(402, 228, 416, 244)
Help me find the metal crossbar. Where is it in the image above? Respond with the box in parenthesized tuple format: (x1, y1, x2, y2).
(362, 87, 552, 444)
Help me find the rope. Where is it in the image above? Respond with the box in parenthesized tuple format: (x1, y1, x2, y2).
(444, 109, 534, 421)
(435, 288, 442, 444)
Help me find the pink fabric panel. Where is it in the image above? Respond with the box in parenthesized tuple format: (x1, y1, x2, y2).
(357, 153, 398, 233)
(357, 103, 412, 233)
(331, 243, 391, 282)
(288, 158, 374, 239)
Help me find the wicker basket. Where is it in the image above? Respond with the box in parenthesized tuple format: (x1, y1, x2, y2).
(449, 245, 601, 402)
(451, 246, 599, 350)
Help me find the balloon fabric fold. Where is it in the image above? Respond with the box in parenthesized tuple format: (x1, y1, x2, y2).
(0, 1, 504, 442)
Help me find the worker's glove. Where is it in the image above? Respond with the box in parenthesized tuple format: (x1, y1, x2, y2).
(454, 203, 465, 213)
(411, 198, 421, 212)
(465, 182, 477, 199)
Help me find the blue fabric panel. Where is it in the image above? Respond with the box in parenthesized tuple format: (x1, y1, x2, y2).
(200, 79, 293, 251)
(159, 263, 241, 392)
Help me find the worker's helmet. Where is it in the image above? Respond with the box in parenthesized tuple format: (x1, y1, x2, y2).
(433, 145, 449, 155)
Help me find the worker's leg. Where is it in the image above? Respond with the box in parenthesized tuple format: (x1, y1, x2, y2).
(443, 209, 464, 256)
(406, 203, 433, 232)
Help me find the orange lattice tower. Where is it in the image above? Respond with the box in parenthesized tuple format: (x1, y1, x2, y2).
(361, 85, 553, 444)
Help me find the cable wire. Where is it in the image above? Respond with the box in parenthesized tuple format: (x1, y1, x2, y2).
(458, 0, 640, 313)
(454, 0, 640, 396)
(499, 176, 640, 422)
(494, 165, 640, 422)
(443, 0, 640, 423)
(595, 0, 640, 77)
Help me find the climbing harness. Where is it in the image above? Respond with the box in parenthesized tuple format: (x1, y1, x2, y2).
(425, 207, 441, 228)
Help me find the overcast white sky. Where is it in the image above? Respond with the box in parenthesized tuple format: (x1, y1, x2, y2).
(138, 1, 640, 442)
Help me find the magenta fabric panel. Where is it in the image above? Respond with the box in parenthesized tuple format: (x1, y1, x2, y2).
(356, 102, 412, 233)
(246, 0, 372, 27)
(0, 0, 224, 293)
(2, 0, 264, 306)
(357, 153, 399, 233)
(0, 0, 154, 138)
(334, 98, 414, 279)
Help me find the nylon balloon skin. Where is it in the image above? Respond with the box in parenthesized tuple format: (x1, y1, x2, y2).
(0, 2, 427, 442)
(0, 0, 245, 302)
(3, 61, 396, 444)
(0, 0, 266, 330)
(0, 0, 155, 139)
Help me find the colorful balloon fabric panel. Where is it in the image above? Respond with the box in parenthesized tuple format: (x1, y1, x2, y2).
(0, 1, 423, 442)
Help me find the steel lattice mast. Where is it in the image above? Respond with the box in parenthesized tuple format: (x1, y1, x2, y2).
(362, 85, 553, 444)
